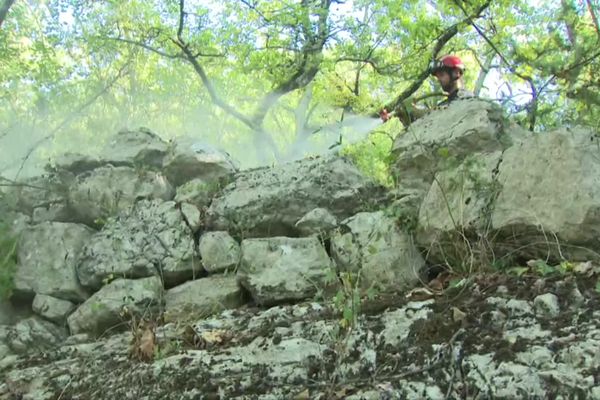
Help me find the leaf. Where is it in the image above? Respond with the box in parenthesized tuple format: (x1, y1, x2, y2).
(452, 307, 467, 322)
(508, 266, 529, 277)
(595, 279, 600, 294)
(366, 286, 377, 300)
(437, 147, 450, 158)
(200, 329, 228, 345)
(367, 244, 378, 254)
(449, 278, 467, 289)
(343, 307, 354, 323)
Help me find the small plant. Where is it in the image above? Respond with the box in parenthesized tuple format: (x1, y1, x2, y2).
(332, 271, 362, 329)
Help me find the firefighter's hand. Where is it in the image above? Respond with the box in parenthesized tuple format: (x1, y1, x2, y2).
(379, 108, 392, 122)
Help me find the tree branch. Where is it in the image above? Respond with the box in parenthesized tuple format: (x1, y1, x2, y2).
(378, 0, 491, 117)
(177, 0, 185, 41)
(0, 0, 15, 29)
(586, 0, 600, 42)
(104, 36, 182, 59)
(252, 0, 331, 125)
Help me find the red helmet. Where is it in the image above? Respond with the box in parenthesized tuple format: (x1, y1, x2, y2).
(431, 55, 465, 75)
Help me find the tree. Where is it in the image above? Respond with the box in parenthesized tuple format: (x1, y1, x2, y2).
(0, 0, 15, 29)
(0, 0, 599, 178)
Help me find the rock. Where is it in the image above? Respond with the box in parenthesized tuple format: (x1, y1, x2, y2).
(32, 294, 75, 324)
(5, 317, 66, 354)
(504, 299, 534, 317)
(174, 178, 221, 208)
(198, 231, 241, 273)
(163, 275, 245, 322)
(162, 138, 238, 187)
(533, 293, 560, 318)
(466, 354, 546, 398)
(68, 165, 174, 226)
(4, 174, 76, 223)
(294, 207, 338, 236)
(0, 341, 11, 360)
(378, 300, 433, 347)
(67, 276, 163, 335)
(207, 155, 386, 237)
(331, 211, 424, 292)
(492, 127, 600, 261)
(2, 285, 600, 399)
(7, 212, 31, 237)
(48, 152, 103, 175)
(98, 128, 169, 169)
(238, 236, 333, 305)
(14, 222, 93, 302)
(179, 202, 202, 232)
(416, 152, 503, 264)
(391, 99, 512, 194)
(77, 200, 200, 290)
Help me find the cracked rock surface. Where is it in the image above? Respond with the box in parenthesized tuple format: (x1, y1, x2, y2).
(2, 274, 598, 400)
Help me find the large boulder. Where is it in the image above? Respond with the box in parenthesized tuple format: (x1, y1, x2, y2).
(207, 156, 387, 237)
(67, 276, 163, 335)
(77, 200, 201, 290)
(4, 317, 66, 354)
(98, 128, 169, 169)
(68, 165, 174, 226)
(331, 211, 424, 292)
(14, 222, 94, 302)
(391, 99, 512, 196)
(163, 275, 245, 322)
(238, 236, 333, 305)
(416, 152, 502, 264)
(491, 127, 600, 261)
(162, 138, 238, 187)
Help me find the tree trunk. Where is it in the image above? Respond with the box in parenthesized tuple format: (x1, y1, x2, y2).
(0, 0, 16, 29)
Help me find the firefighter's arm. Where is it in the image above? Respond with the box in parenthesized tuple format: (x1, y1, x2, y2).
(379, 102, 428, 126)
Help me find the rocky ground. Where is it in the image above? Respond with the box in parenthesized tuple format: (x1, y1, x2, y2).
(2, 271, 599, 400)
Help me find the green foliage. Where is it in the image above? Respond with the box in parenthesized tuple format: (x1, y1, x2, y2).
(0, 0, 599, 175)
(0, 220, 18, 300)
(341, 130, 395, 187)
(328, 270, 371, 329)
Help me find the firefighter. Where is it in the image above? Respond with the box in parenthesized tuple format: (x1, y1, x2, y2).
(430, 54, 473, 106)
(379, 54, 473, 124)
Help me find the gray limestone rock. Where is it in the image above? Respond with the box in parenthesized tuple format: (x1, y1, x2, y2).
(162, 138, 238, 187)
(67, 276, 163, 335)
(238, 236, 333, 305)
(206, 156, 386, 237)
(163, 275, 245, 322)
(331, 211, 424, 292)
(14, 222, 93, 302)
(198, 231, 241, 273)
(77, 200, 200, 290)
(32, 294, 75, 324)
(68, 165, 174, 226)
